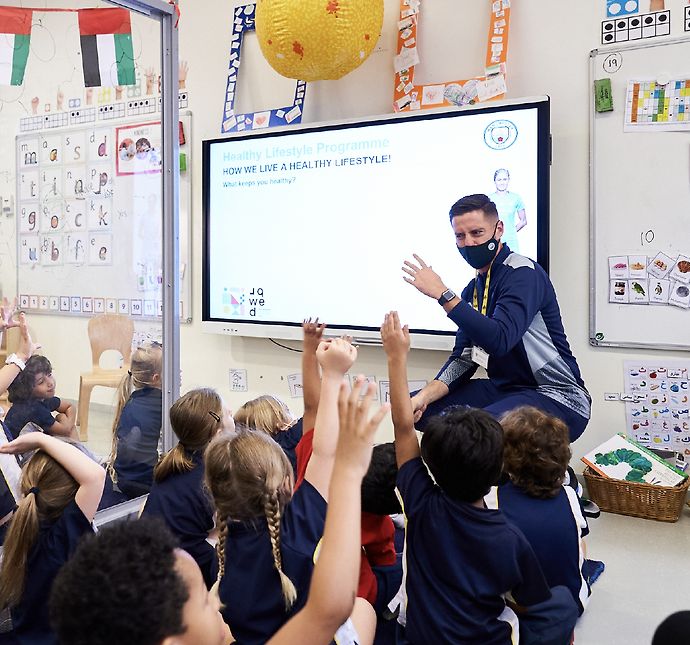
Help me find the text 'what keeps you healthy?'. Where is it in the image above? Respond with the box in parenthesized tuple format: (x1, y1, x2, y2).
(219, 138, 393, 189)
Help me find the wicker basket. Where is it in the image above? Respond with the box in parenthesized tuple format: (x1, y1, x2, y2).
(583, 466, 690, 523)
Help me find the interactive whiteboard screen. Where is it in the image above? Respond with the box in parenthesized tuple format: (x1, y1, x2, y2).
(202, 97, 550, 349)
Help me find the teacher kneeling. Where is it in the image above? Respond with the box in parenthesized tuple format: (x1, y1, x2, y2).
(403, 193, 590, 442)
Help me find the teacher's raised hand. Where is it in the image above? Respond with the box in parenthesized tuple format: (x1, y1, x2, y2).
(402, 254, 446, 300)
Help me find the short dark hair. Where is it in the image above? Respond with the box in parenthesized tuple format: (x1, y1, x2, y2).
(7, 355, 52, 403)
(449, 193, 499, 223)
(50, 518, 189, 645)
(361, 443, 401, 515)
(421, 407, 503, 503)
(501, 406, 571, 499)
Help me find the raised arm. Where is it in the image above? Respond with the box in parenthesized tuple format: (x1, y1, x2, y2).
(302, 317, 326, 433)
(0, 312, 39, 396)
(381, 311, 421, 467)
(269, 378, 388, 645)
(0, 433, 105, 520)
(304, 337, 356, 500)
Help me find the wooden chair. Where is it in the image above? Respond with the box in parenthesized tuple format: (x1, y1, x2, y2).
(78, 314, 134, 441)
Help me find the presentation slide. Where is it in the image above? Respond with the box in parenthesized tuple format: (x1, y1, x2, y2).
(204, 104, 544, 336)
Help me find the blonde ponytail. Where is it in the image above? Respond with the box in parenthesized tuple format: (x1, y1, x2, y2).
(108, 343, 163, 484)
(211, 517, 228, 600)
(154, 443, 195, 482)
(264, 491, 296, 610)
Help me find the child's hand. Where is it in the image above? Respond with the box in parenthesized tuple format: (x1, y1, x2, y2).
(0, 432, 47, 454)
(0, 297, 18, 331)
(335, 376, 389, 477)
(316, 337, 357, 376)
(381, 311, 410, 360)
(302, 317, 326, 354)
(16, 312, 40, 361)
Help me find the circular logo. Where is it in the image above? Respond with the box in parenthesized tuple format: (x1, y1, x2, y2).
(484, 119, 518, 150)
(488, 242, 496, 251)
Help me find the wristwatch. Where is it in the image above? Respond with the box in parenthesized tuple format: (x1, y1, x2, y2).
(437, 289, 457, 306)
(5, 353, 26, 371)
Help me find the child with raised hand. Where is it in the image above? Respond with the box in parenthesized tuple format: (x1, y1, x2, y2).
(5, 354, 78, 440)
(205, 338, 377, 645)
(107, 342, 163, 499)
(0, 431, 105, 643)
(381, 311, 578, 645)
(486, 406, 591, 616)
(142, 387, 233, 589)
(49, 379, 388, 645)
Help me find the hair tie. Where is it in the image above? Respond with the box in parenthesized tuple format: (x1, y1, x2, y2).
(127, 370, 132, 376)
(28, 486, 39, 496)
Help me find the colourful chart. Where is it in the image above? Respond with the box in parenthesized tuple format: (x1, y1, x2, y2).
(625, 79, 690, 128)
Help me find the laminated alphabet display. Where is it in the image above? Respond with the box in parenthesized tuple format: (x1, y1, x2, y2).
(392, 0, 510, 113)
(15, 113, 193, 321)
(624, 360, 690, 458)
(221, 3, 307, 134)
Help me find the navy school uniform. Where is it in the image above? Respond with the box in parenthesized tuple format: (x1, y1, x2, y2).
(219, 479, 327, 645)
(113, 387, 162, 497)
(396, 458, 551, 645)
(3, 396, 61, 439)
(8, 499, 93, 644)
(273, 417, 303, 475)
(0, 422, 19, 546)
(141, 450, 217, 588)
(486, 480, 591, 615)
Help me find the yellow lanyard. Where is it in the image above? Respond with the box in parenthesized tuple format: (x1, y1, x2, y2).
(472, 265, 493, 316)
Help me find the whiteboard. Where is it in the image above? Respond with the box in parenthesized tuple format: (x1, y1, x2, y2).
(590, 38, 690, 351)
(15, 112, 192, 322)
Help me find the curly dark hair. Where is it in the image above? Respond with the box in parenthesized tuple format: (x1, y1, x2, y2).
(501, 406, 571, 499)
(7, 355, 52, 403)
(49, 518, 189, 645)
(421, 407, 503, 503)
(361, 443, 401, 515)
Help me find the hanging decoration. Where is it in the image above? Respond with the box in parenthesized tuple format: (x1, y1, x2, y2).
(393, 0, 511, 112)
(255, 0, 384, 81)
(0, 7, 32, 86)
(78, 8, 136, 88)
(221, 4, 306, 134)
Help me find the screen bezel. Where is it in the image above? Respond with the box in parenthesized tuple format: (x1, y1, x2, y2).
(202, 96, 550, 350)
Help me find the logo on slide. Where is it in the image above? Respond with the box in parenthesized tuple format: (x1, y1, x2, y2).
(222, 287, 245, 316)
(483, 119, 518, 150)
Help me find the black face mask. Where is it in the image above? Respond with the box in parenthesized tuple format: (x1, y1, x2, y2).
(457, 222, 500, 270)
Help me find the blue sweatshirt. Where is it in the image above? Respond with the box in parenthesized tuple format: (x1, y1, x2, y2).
(436, 245, 591, 420)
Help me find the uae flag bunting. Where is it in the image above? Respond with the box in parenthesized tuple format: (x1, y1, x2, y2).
(0, 7, 32, 86)
(78, 8, 136, 87)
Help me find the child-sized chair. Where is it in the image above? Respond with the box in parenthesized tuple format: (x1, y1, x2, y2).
(78, 314, 134, 441)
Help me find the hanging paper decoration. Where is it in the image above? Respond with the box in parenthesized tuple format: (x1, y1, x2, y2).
(393, 0, 511, 112)
(0, 7, 32, 86)
(255, 0, 383, 81)
(78, 8, 136, 87)
(221, 4, 306, 134)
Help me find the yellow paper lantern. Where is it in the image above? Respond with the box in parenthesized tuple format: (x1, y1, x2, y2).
(255, 0, 384, 81)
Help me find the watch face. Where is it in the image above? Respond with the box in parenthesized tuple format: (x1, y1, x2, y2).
(440, 290, 455, 303)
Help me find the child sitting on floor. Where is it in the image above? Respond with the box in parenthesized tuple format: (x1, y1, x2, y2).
(485, 405, 591, 616)
(5, 355, 78, 440)
(108, 342, 163, 499)
(381, 311, 578, 645)
(49, 379, 388, 645)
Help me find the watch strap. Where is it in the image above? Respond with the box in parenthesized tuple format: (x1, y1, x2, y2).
(5, 353, 26, 371)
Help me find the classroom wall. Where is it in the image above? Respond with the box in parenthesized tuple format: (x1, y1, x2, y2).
(1, 0, 687, 468)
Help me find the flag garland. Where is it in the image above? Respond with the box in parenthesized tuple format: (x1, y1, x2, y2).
(78, 8, 136, 88)
(0, 7, 32, 86)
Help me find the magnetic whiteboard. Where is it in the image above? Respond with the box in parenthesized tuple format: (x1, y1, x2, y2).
(590, 37, 690, 351)
(15, 112, 192, 322)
